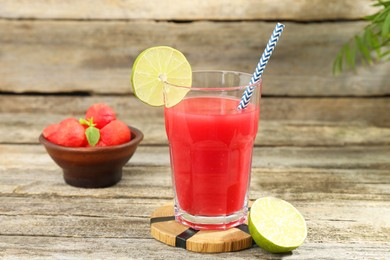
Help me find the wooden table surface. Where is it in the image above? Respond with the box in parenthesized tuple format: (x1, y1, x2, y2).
(1, 95, 390, 259)
(1, 1, 390, 259)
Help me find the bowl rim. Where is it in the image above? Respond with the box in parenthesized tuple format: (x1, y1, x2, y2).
(39, 125, 144, 153)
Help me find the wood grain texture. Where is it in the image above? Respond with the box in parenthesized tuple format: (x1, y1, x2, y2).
(2, 95, 390, 125)
(1, 131, 389, 258)
(1, 200, 389, 245)
(150, 204, 253, 253)
(1, 154, 389, 201)
(4, 116, 389, 146)
(0, 158, 389, 257)
(1, 21, 389, 96)
(2, 144, 390, 171)
(1, 236, 389, 259)
(0, 0, 379, 21)
(1, 95, 389, 146)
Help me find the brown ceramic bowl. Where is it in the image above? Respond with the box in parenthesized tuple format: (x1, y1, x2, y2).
(39, 126, 143, 188)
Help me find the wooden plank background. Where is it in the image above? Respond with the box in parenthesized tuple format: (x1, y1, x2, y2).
(1, 0, 390, 259)
(0, 0, 388, 96)
(1, 95, 390, 146)
(0, 0, 380, 21)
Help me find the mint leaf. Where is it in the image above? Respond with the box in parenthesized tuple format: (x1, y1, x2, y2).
(79, 118, 90, 126)
(85, 126, 100, 146)
(79, 117, 96, 127)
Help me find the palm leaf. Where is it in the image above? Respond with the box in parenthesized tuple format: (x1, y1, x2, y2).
(382, 9, 390, 38)
(333, 0, 390, 74)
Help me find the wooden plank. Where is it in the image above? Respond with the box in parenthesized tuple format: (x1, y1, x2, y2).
(1, 197, 390, 238)
(1, 160, 389, 200)
(0, 236, 389, 259)
(1, 154, 389, 240)
(2, 144, 390, 171)
(1, 144, 390, 258)
(1, 20, 389, 96)
(0, 167, 389, 247)
(0, 0, 379, 21)
(0, 198, 389, 241)
(3, 111, 390, 146)
(0, 196, 167, 219)
(2, 95, 390, 126)
(1, 95, 389, 146)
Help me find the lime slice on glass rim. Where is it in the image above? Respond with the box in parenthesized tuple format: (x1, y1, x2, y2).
(131, 46, 192, 107)
(248, 197, 307, 253)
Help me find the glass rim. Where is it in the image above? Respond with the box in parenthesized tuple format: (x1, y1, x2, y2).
(164, 70, 262, 91)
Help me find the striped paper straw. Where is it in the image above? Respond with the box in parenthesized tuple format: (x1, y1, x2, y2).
(238, 23, 285, 109)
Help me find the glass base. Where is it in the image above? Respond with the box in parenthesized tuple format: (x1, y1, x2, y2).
(174, 205, 248, 230)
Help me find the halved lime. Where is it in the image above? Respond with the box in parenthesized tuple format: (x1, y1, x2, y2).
(249, 197, 307, 253)
(131, 46, 192, 107)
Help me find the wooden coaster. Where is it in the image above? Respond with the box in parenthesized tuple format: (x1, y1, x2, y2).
(150, 204, 253, 253)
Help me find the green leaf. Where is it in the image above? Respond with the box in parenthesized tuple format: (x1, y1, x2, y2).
(370, 6, 388, 23)
(382, 10, 390, 38)
(365, 12, 378, 21)
(333, 50, 344, 75)
(364, 27, 382, 59)
(364, 27, 374, 47)
(85, 126, 100, 147)
(374, 0, 390, 8)
(344, 43, 356, 70)
(79, 118, 90, 126)
(380, 49, 390, 58)
(79, 117, 97, 128)
(334, 0, 389, 74)
(355, 36, 372, 64)
(372, 28, 381, 47)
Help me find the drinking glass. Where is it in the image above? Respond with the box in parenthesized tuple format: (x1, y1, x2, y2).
(164, 70, 262, 230)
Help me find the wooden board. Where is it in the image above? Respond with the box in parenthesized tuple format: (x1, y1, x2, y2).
(1, 148, 389, 201)
(0, 146, 389, 258)
(4, 115, 389, 146)
(150, 204, 252, 253)
(1, 95, 390, 146)
(0, 0, 378, 21)
(1, 115, 390, 258)
(2, 95, 390, 125)
(1, 236, 389, 259)
(1, 153, 389, 240)
(3, 144, 390, 170)
(1, 21, 389, 96)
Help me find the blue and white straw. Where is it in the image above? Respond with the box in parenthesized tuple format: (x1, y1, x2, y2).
(238, 23, 285, 110)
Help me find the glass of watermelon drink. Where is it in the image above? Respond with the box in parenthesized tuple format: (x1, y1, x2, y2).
(164, 71, 262, 230)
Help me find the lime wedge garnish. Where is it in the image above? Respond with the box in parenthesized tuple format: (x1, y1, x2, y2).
(131, 46, 192, 107)
(249, 197, 307, 253)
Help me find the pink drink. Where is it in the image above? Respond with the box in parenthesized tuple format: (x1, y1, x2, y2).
(165, 97, 259, 221)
